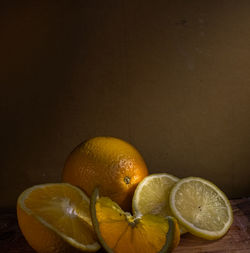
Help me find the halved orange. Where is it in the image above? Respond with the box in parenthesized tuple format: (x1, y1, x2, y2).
(17, 183, 100, 253)
(90, 188, 180, 253)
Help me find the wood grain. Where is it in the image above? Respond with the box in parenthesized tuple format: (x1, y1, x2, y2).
(175, 198, 250, 253)
(0, 198, 249, 252)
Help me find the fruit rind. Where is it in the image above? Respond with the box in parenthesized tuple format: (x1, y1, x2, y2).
(132, 173, 187, 235)
(132, 173, 179, 217)
(169, 177, 233, 240)
(17, 183, 100, 252)
(90, 187, 177, 253)
(62, 136, 149, 211)
(90, 187, 113, 253)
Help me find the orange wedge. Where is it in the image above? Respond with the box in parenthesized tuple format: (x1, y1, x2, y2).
(17, 183, 100, 253)
(90, 188, 180, 253)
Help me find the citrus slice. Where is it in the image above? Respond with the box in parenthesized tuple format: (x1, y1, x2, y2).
(132, 173, 187, 234)
(169, 177, 233, 240)
(90, 188, 180, 253)
(17, 183, 100, 253)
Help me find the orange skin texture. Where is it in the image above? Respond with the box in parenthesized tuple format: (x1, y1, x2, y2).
(62, 137, 149, 211)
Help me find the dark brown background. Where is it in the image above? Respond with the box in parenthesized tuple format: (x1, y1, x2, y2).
(1, 0, 250, 208)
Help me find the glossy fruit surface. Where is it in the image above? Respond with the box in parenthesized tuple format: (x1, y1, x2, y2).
(62, 136, 148, 210)
(17, 183, 100, 253)
(132, 173, 187, 234)
(169, 177, 233, 240)
(90, 188, 180, 253)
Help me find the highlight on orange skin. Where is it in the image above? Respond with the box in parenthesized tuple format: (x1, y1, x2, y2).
(62, 137, 149, 211)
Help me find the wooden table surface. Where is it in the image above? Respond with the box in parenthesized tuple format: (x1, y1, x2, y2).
(1, 198, 249, 253)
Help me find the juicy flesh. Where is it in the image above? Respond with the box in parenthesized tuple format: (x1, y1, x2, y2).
(174, 181, 230, 231)
(24, 184, 97, 244)
(134, 175, 188, 234)
(96, 197, 170, 253)
(135, 176, 177, 216)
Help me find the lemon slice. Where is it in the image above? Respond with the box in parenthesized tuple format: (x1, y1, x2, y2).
(90, 187, 180, 253)
(169, 177, 233, 240)
(17, 183, 100, 252)
(132, 173, 187, 234)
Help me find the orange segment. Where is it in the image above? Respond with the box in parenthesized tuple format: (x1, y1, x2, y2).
(91, 188, 180, 253)
(17, 183, 100, 253)
(113, 215, 169, 253)
(96, 197, 129, 249)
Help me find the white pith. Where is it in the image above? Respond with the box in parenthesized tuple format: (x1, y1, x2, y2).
(169, 177, 233, 238)
(18, 183, 100, 251)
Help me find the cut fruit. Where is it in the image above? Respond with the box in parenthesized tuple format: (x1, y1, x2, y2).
(17, 183, 100, 253)
(132, 173, 187, 234)
(90, 188, 180, 253)
(169, 177, 233, 240)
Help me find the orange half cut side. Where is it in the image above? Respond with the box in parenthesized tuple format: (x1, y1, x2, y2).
(17, 183, 100, 253)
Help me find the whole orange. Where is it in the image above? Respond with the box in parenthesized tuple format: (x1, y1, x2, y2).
(62, 137, 148, 211)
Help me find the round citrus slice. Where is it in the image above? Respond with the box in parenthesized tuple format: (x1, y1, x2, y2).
(17, 183, 100, 253)
(132, 173, 187, 234)
(169, 177, 233, 240)
(90, 187, 180, 253)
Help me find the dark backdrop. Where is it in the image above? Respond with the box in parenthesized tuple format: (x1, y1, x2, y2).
(1, 0, 250, 207)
